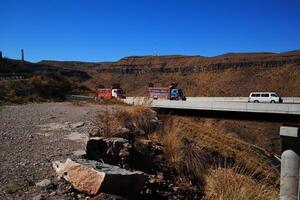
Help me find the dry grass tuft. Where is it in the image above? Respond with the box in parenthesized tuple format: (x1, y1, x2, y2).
(71, 101, 86, 106)
(94, 107, 119, 137)
(94, 98, 129, 106)
(2, 183, 18, 194)
(159, 117, 209, 183)
(115, 105, 156, 133)
(94, 104, 157, 137)
(170, 116, 279, 183)
(162, 126, 183, 164)
(204, 167, 278, 200)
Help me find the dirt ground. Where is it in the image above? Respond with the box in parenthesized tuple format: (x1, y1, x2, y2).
(0, 102, 120, 200)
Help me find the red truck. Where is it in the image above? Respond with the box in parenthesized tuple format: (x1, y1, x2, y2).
(95, 84, 126, 99)
(148, 83, 186, 100)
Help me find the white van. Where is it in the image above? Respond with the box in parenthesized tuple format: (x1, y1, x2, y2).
(248, 92, 283, 103)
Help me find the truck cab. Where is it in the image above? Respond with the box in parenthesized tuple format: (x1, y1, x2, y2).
(112, 88, 126, 99)
(170, 88, 186, 100)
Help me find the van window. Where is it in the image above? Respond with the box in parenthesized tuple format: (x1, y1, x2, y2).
(271, 94, 277, 97)
(262, 93, 269, 97)
(251, 94, 260, 97)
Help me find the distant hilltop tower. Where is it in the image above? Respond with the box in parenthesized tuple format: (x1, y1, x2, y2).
(21, 49, 24, 62)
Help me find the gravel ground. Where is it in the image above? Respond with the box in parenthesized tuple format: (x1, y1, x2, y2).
(0, 102, 121, 200)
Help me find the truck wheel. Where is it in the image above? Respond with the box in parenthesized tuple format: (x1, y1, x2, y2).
(254, 100, 259, 103)
(270, 100, 275, 103)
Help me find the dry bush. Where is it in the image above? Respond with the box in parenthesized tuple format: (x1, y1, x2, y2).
(94, 98, 129, 106)
(177, 140, 209, 183)
(93, 105, 157, 137)
(162, 126, 183, 164)
(159, 117, 209, 183)
(171, 116, 279, 183)
(204, 167, 278, 200)
(2, 179, 35, 194)
(115, 105, 156, 133)
(71, 101, 85, 106)
(94, 107, 119, 137)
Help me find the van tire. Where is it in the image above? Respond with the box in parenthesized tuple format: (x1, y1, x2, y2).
(254, 100, 259, 103)
(270, 100, 275, 103)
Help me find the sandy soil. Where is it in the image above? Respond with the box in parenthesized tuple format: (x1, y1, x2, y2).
(0, 102, 120, 200)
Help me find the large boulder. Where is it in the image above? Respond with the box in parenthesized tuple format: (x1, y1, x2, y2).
(53, 158, 148, 197)
(86, 137, 166, 172)
(86, 137, 131, 167)
(129, 139, 165, 173)
(53, 158, 105, 195)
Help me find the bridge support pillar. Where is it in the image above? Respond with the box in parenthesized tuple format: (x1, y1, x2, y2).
(279, 126, 300, 200)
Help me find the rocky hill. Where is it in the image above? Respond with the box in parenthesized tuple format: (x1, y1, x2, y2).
(4, 50, 300, 97)
(40, 50, 300, 74)
(0, 58, 91, 82)
(39, 50, 300, 96)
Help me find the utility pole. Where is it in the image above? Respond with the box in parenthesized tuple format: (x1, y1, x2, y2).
(21, 49, 24, 63)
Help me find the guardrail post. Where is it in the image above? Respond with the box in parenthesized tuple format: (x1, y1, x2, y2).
(280, 150, 299, 200)
(279, 126, 300, 200)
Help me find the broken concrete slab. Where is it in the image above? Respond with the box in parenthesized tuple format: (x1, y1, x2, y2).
(52, 158, 148, 197)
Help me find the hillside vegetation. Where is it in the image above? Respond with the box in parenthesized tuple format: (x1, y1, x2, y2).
(0, 75, 71, 104)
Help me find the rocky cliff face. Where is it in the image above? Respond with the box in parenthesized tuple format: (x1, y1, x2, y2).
(94, 51, 300, 74)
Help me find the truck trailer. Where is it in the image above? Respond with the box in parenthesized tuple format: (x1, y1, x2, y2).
(148, 83, 186, 100)
(95, 84, 126, 99)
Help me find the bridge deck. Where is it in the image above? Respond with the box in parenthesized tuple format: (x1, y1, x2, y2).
(125, 97, 300, 115)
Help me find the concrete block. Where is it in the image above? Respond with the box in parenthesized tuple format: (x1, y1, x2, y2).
(280, 126, 299, 138)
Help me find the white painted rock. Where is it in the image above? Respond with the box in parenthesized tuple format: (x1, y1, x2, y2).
(71, 122, 85, 128)
(36, 179, 51, 187)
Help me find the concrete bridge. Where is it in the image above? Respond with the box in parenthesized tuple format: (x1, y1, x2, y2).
(66, 95, 300, 116)
(125, 97, 300, 116)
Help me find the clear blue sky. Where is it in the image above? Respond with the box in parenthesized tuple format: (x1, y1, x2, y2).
(0, 0, 299, 62)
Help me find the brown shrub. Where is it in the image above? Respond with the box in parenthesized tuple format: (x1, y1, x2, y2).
(115, 105, 156, 133)
(93, 105, 157, 137)
(171, 116, 279, 183)
(94, 98, 129, 106)
(161, 126, 183, 164)
(94, 107, 119, 137)
(204, 167, 278, 200)
(159, 117, 209, 183)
